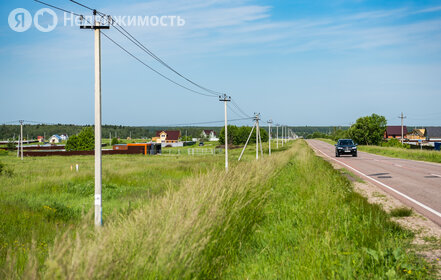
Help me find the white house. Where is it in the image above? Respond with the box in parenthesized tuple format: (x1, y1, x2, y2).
(60, 134, 69, 141)
(201, 130, 219, 141)
(49, 135, 62, 144)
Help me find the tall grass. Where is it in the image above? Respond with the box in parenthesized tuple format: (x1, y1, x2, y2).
(2, 145, 295, 279)
(0, 153, 225, 275)
(224, 141, 432, 279)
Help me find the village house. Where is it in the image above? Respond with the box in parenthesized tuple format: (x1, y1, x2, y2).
(406, 128, 425, 141)
(152, 130, 181, 144)
(425, 127, 441, 142)
(384, 126, 407, 139)
(49, 135, 62, 144)
(200, 130, 219, 141)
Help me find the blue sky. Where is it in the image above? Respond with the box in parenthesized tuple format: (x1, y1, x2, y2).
(1, 0, 441, 127)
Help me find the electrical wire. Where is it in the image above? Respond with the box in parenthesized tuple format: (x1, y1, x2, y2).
(101, 32, 218, 98)
(33, 1, 219, 98)
(230, 99, 251, 118)
(34, 0, 83, 17)
(157, 117, 253, 127)
(227, 103, 246, 119)
(69, 0, 224, 97)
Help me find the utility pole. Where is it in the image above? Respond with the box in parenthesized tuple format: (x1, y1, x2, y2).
(219, 94, 231, 171)
(20, 120, 24, 160)
(276, 124, 279, 149)
(281, 124, 284, 147)
(268, 119, 273, 156)
(81, 12, 110, 227)
(17, 134, 20, 158)
(398, 112, 407, 145)
(255, 113, 261, 160)
(109, 132, 111, 146)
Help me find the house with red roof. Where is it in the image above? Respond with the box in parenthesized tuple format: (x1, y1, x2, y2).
(384, 126, 407, 139)
(152, 130, 181, 144)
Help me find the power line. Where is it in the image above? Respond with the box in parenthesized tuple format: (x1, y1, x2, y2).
(227, 103, 246, 119)
(111, 24, 221, 97)
(157, 117, 253, 127)
(34, 0, 83, 17)
(231, 99, 251, 118)
(34, 1, 218, 99)
(69, 0, 94, 11)
(69, 0, 223, 97)
(101, 32, 218, 98)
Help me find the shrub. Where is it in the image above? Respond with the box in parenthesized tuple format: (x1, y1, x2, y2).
(381, 138, 410, 149)
(111, 137, 119, 146)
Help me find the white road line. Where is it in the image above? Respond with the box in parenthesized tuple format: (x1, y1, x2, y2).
(309, 141, 441, 219)
(394, 164, 403, 168)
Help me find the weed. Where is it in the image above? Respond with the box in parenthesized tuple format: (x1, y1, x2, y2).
(390, 207, 413, 217)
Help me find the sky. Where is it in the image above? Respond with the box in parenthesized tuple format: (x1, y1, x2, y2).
(1, 0, 441, 127)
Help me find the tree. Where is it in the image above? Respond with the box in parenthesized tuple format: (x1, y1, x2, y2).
(219, 126, 268, 145)
(348, 114, 386, 145)
(65, 127, 95, 151)
(65, 135, 79, 151)
(219, 125, 239, 145)
(6, 140, 15, 150)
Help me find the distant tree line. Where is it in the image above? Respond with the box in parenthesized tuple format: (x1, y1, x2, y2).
(0, 124, 223, 141)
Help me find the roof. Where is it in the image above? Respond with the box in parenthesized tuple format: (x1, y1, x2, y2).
(407, 129, 425, 137)
(155, 130, 181, 140)
(50, 134, 62, 139)
(425, 127, 441, 138)
(386, 126, 407, 136)
(203, 130, 216, 135)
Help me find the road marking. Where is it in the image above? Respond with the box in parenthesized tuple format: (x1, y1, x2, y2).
(431, 174, 441, 178)
(394, 164, 403, 168)
(309, 141, 441, 220)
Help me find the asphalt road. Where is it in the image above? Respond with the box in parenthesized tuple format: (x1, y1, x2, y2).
(307, 140, 441, 226)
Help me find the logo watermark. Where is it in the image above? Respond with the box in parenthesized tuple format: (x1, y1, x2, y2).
(9, 8, 185, 32)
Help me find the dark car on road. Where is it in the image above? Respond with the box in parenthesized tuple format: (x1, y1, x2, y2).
(335, 139, 357, 157)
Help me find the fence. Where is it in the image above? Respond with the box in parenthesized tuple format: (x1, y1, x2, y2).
(161, 148, 223, 156)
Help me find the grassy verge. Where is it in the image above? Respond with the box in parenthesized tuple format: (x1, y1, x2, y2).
(224, 141, 433, 279)
(2, 143, 295, 279)
(357, 146, 441, 164)
(316, 138, 441, 164)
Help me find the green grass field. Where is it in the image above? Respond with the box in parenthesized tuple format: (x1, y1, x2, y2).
(316, 138, 441, 164)
(0, 140, 433, 279)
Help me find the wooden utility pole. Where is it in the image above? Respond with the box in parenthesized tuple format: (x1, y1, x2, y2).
(268, 119, 273, 155)
(398, 112, 407, 145)
(219, 94, 231, 171)
(255, 113, 260, 160)
(281, 124, 284, 147)
(20, 120, 24, 160)
(80, 12, 110, 227)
